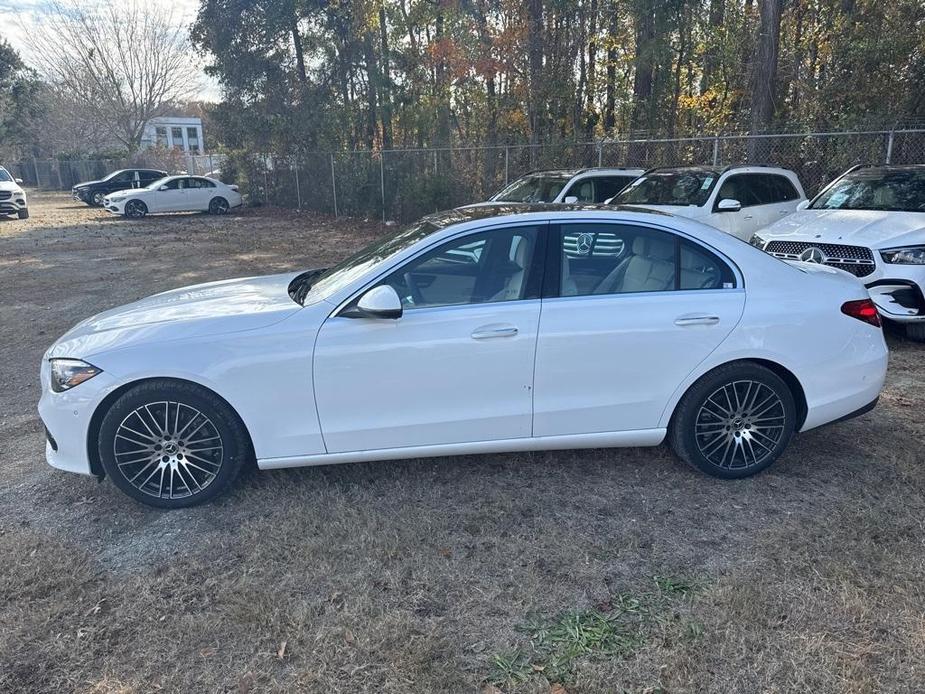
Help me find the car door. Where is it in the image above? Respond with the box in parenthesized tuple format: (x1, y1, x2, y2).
(533, 222, 745, 436)
(152, 178, 187, 212)
(313, 224, 545, 453)
(186, 177, 213, 210)
(710, 174, 765, 240)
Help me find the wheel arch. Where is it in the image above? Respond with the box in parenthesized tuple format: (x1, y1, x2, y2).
(85, 376, 256, 479)
(666, 358, 808, 432)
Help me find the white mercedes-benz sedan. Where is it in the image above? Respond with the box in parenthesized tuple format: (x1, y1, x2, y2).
(39, 205, 888, 508)
(102, 175, 242, 217)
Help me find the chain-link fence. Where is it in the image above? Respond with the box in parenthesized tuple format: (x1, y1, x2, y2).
(10, 129, 925, 223)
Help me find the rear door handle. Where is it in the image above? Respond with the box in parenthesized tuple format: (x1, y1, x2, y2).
(675, 315, 720, 327)
(471, 324, 518, 339)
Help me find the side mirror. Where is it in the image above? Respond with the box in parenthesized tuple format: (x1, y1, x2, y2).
(563, 195, 579, 204)
(796, 199, 810, 211)
(344, 284, 403, 319)
(14, 178, 23, 185)
(717, 198, 741, 212)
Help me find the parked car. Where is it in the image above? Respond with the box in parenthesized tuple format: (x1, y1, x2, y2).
(480, 167, 645, 205)
(610, 165, 806, 241)
(102, 175, 242, 217)
(0, 166, 28, 219)
(39, 205, 887, 508)
(72, 169, 168, 207)
(752, 164, 925, 341)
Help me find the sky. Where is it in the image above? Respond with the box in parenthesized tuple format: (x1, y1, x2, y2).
(0, 0, 221, 102)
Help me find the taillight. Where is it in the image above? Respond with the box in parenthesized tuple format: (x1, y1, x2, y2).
(841, 299, 881, 327)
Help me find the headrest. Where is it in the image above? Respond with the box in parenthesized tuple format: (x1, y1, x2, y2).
(632, 235, 674, 261)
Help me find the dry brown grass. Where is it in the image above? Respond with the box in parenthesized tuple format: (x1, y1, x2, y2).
(1, 193, 924, 693)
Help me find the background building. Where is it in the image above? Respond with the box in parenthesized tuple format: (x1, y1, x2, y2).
(140, 116, 205, 153)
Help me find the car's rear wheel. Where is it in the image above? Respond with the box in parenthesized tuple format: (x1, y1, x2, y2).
(208, 197, 229, 215)
(124, 200, 147, 218)
(91, 191, 106, 207)
(98, 380, 250, 508)
(668, 362, 796, 479)
(17, 208, 28, 219)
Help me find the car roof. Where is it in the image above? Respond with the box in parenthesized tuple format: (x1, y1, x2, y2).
(845, 164, 925, 175)
(435, 203, 671, 230)
(519, 167, 645, 178)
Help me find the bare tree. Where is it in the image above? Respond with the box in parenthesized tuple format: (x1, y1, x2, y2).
(23, 0, 198, 153)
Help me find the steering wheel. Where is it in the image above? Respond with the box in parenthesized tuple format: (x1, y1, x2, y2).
(403, 272, 425, 305)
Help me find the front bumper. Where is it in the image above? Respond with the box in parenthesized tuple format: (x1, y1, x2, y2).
(103, 198, 127, 215)
(38, 359, 118, 476)
(0, 194, 27, 215)
(72, 189, 90, 203)
(867, 278, 925, 323)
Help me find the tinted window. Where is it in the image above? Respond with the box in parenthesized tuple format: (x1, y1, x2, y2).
(615, 171, 718, 207)
(0, 168, 11, 182)
(382, 227, 540, 309)
(680, 241, 735, 290)
(595, 176, 636, 202)
(565, 179, 595, 202)
(189, 177, 215, 188)
(761, 174, 800, 203)
(716, 174, 762, 208)
(811, 169, 925, 212)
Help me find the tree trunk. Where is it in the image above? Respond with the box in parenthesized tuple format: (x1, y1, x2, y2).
(526, 0, 544, 149)
(379, 4, 393, 150)
(748, 0, 783, 160)
(700, 0, 724, 95)
(603, 6, 617, 133)
(585, 0, 598, 139)
(292, 17, 307, 84)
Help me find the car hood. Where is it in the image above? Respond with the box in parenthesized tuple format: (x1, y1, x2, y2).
(758, 209, 925, 248)
(0, 181, 23, 192)
(107, 188, 141, 199)
(73, 179, 103, 189)
(47, 273, 303, 359)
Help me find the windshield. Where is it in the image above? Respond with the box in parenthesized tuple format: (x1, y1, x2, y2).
(0, 168, 12, 182)
(614, 170, 718, 207)
(811, 169, 925, 212)
(295, 219, 438, 305)
(491, 174, 572, 203)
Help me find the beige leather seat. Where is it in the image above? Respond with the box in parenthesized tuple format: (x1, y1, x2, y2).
(489, 236, 532, 302)
(593, 235, 675, 294)
(561, 252, 579, 296)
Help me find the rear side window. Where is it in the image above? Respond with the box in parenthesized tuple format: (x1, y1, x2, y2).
(594, 176, 636, 202)
(557, 223, 736, 297)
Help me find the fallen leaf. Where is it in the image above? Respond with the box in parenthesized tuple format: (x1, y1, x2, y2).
(277, 640, 287, 660)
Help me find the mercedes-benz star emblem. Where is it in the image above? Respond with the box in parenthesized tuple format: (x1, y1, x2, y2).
(575, 233, 594, 256)
(799, 247, 827, 264)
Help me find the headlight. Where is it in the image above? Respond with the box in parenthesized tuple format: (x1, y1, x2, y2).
(880, 246, 925, 265)
(749, 234, 766, 249)
(49, 358, 102, 392)
(13, 189, 23, 196)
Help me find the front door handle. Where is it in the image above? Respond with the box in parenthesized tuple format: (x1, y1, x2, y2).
(675, 315, 720, 327)
(471, 324, 518, 339)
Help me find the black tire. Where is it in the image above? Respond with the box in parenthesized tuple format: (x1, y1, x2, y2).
(208, 196, 230, 215)
(91, 191, 106, 207)
(98, 380, 250, 508)
(668, 361, 796, 479)
(906, 322, 925, 342)
(17, 208, 28, 219)
(124, 200, 147, 218)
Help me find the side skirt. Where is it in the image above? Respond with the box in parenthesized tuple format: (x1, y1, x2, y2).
(257, 429, 667, 470)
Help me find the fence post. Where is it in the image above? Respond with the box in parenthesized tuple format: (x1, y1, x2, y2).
(504, 147, 509, 185)
(712, 136, 720, 166)
(330, 153, 338, 217)
(380, 151, 386, 222)
(597, 142, 603, 167)
(294, 159, 302, 209)
(885, 130, 895, 164)
(32, 158, 40, 188)
(433, 149, 438, 175)
(263, 155, 269, 206)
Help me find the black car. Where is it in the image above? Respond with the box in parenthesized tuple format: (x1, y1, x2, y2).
(72, 169, 168, 207)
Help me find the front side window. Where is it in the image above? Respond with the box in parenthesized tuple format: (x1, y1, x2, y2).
(811, 169, 925, 212)
(160, 178, 182, 190)
(492, 174, 572, 203)
(380, 227, 540, 309)
(715, 174, 762, 208)
(558, 223, 734, 297)
(615, 170, 718, 207)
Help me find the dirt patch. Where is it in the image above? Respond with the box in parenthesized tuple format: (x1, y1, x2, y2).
(1, 193, 924, 693)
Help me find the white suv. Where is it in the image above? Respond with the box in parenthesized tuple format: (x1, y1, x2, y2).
(484, 167, 645, 205)
(0, 166, 29, 219)
(752, 164, 925, 341)
(610, 165, 806, 241)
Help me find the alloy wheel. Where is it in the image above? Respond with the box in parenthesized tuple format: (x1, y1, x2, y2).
(125, 201, 146, 217)
(694, 380, 786, 470)
(113, 401, 224, 500)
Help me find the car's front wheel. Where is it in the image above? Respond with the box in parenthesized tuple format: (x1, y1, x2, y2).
(91, 191, 106, 207)
(98, 380, 250, 508)
(668, 362, 796, 479)
(124, 200, 147, 218)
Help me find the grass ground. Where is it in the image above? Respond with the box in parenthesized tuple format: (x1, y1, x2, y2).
(1, 193, 924, 693)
